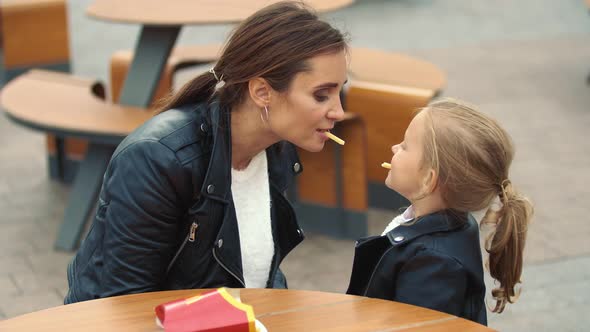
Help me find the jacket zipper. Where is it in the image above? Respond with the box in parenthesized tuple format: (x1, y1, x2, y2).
(188, 222, 198, 242)
(265, 187, 302, 287)
(266, 195, 277, 287)
(266, 241, 281, 287)
(166, 221, 198, 275)
(212, 247, 246, 287)
(363, 247, 395, 296)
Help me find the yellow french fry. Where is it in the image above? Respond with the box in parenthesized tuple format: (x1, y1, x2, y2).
(325, 131, 345, 145)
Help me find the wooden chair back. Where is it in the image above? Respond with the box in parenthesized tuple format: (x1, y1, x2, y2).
(345, 81, 433, 183)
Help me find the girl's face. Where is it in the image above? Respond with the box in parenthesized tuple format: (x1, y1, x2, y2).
(269, 50, 347, 152)
(385, 111, 430, 201)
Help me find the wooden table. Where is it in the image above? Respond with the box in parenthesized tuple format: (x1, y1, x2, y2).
(13, 0, 354, 251)
(0, 289, 495, 331)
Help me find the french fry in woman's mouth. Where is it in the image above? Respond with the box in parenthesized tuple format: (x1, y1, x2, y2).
(381, 162, 391, 169)
(325, 131, 345, 145)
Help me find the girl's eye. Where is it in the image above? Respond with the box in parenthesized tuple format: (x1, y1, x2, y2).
(314, 94, 329, 102)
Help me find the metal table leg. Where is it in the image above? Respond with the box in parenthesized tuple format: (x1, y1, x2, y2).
(118, 25, 180, 107)
(55, 143, 114, 251)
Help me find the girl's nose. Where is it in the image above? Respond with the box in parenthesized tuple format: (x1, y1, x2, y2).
(391, 144, 399, 154)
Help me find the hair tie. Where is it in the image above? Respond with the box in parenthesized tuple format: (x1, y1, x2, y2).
(499, 179, 511, 202)
(209, 68, 221, 81)
(209, 68, 225, 89)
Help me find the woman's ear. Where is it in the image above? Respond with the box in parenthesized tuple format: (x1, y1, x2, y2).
(248, 78, 271, 107)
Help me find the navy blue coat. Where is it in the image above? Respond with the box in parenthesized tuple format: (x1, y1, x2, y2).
(65, 101, 304, 304)
(347, 210, 487, 325)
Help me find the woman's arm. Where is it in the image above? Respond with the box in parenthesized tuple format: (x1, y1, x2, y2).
(97, 140, 188, 297)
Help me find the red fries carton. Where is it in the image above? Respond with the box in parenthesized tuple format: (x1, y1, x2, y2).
(155, 288, 256, 332)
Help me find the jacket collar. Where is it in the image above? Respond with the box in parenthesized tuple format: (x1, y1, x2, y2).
(385, 209, 468, 246)
(266, 141, 301, 192)
(199, 101, 301, 203)
(199, 100, 231, 203)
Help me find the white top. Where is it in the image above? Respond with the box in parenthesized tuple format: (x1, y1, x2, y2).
(231, 151, 274, 288)
(381, 205, 415, 236)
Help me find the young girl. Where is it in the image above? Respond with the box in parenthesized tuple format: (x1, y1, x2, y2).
(346, 98, 533, 325)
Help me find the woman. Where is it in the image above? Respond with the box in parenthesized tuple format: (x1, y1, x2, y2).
(65, 1, 348, 303)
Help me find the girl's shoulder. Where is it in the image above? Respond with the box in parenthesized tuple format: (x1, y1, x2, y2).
(384, 210, 481, 256)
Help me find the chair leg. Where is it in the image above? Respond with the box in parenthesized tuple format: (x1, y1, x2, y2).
(47, 135, 66, 181)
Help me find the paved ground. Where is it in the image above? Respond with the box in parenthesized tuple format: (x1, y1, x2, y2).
(1, 0, 590, 331)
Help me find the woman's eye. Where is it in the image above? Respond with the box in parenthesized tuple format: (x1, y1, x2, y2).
(314, 94, 329, 102)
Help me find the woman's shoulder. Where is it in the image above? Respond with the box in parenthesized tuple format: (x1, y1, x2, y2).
(132, 103, 205, 143)
(114, 103, 210, 160)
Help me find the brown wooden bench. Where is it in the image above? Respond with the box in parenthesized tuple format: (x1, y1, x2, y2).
(2, 70, 151, 139)
(1, 69, 152, 250)
(0, 0, 70, 73)
(0, 0, 75, 182)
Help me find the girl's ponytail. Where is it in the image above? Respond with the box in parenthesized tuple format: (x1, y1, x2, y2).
(482, 180, 533, 313)
(422, 99, 534, 314)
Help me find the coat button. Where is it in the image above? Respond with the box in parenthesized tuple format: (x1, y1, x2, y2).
(393, 236, 404, 242)
(293, 162, 301, 173)
(297, 229, 302, 236)
(217, 239, 223, 248)
(200, 123, 208, 133)
(207, 184, 215, 194)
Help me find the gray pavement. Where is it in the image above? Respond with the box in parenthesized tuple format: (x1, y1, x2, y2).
(1, 0, 590, 330)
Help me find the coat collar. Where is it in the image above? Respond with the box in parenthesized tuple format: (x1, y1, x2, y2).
(385, 209, 469, 246)
(199, 101, 301, 203)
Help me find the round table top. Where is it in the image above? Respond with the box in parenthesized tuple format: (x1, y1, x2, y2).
(0, 289, 493, 331)
(86, 0, 354, 25)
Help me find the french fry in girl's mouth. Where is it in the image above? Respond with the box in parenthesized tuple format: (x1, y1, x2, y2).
(325, 131, 345, 145)
(381, 162, 391, 169)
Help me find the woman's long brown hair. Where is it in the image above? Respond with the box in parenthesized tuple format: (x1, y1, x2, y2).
(420, 98, 533, 313)
(157, 1, 347, 113)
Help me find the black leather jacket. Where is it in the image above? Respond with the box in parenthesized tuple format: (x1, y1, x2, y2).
(346, 210, 487, 325)
(65, 101, 305, 304)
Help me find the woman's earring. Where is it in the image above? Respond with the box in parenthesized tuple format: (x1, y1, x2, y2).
(260, 105, 270, 124)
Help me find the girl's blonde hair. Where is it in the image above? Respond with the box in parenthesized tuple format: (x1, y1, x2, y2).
(420, 98, 533, 313)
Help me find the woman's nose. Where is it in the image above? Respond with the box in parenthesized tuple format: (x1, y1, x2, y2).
(328, 99, 345, 121)
(392, 144, 399, 154)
